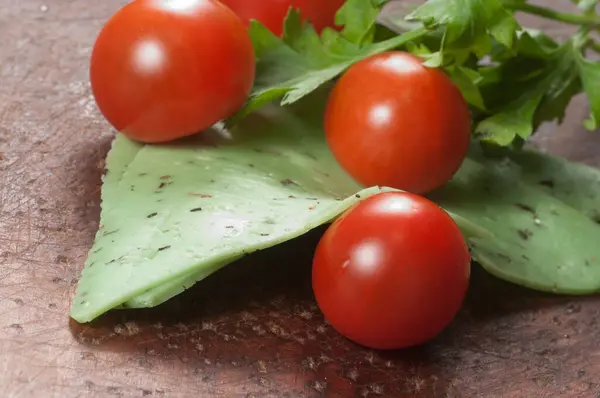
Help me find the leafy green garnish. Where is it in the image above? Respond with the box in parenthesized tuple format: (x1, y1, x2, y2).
(475, 40, 582, 145)
(393, 0, 600, 146)
(234, 0, 600, 148)
(231, 0, 427, 122)
(575, 50, 600, 130)
(405, 0, 519, 65)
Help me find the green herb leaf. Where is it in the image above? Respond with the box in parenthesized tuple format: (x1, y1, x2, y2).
(229, 0, 427, 123)
(446, 66, 486, 110)
(406, 0, 520, 58)
(475, 41, 581, 145)
(574, 51, 600, 130)
(335, 0, 382, 45)
(578, 0, 598, 12)
(515, 29, 559, 59)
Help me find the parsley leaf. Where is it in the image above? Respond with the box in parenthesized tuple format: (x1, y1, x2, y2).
(475, 41, 581, 145)
(575, 51, 600, 130)
(230, 0, 427, 122)
(232, 0, 600, 148)
(406, 0, 520, 65)
(446, 66, 486, 110)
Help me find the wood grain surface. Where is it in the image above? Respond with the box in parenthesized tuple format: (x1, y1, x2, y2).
(2, 1, 600, 397)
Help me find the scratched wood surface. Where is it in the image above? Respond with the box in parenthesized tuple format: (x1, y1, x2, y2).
(2, 1, 600, 397)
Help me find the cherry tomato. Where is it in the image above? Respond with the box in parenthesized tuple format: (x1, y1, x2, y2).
(90, 0, 255, 143)
(324, 51, 471, 195)
(220, 0, 345, 36)
(312, 192, 470, 350)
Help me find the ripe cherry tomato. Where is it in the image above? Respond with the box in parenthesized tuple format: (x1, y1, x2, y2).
(90, 0, 255, 143)
(220, 0, 345, 36)
(312, 192, 470, 350)
(324, 51, 471, 195)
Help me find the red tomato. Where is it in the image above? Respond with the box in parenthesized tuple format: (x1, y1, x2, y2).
(90, 0, 255, 143)
(220, 0, 345, 36)
(312, 192, 470, 350)
(324, 51, 471, 195)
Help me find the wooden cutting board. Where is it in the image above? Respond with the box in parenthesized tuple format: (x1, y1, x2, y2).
(1, 1, 600, 397)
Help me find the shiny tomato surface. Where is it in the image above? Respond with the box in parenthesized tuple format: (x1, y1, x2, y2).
(90, 0, 255, 143)
(220, 0, 345, 36)
(325, 51, 471, 195)
(312, 192, 471, 349)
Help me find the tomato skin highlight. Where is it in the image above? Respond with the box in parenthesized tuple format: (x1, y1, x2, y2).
(312, 192, 470, 350)
(90, 0, 255, 143)
(324, 51, 471, 195)
(220, 0, 345, 36)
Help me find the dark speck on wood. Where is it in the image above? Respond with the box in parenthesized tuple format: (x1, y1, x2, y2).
(515, 203, 535, 214)
(147, 212, 158, 219)
(158, 246, 171, 252)
(190, 208, 203, 212)
(158, 182, 167, 189)
(539, 179, 555, 188)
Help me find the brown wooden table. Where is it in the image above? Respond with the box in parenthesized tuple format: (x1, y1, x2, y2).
(2, 1, 600, 397)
